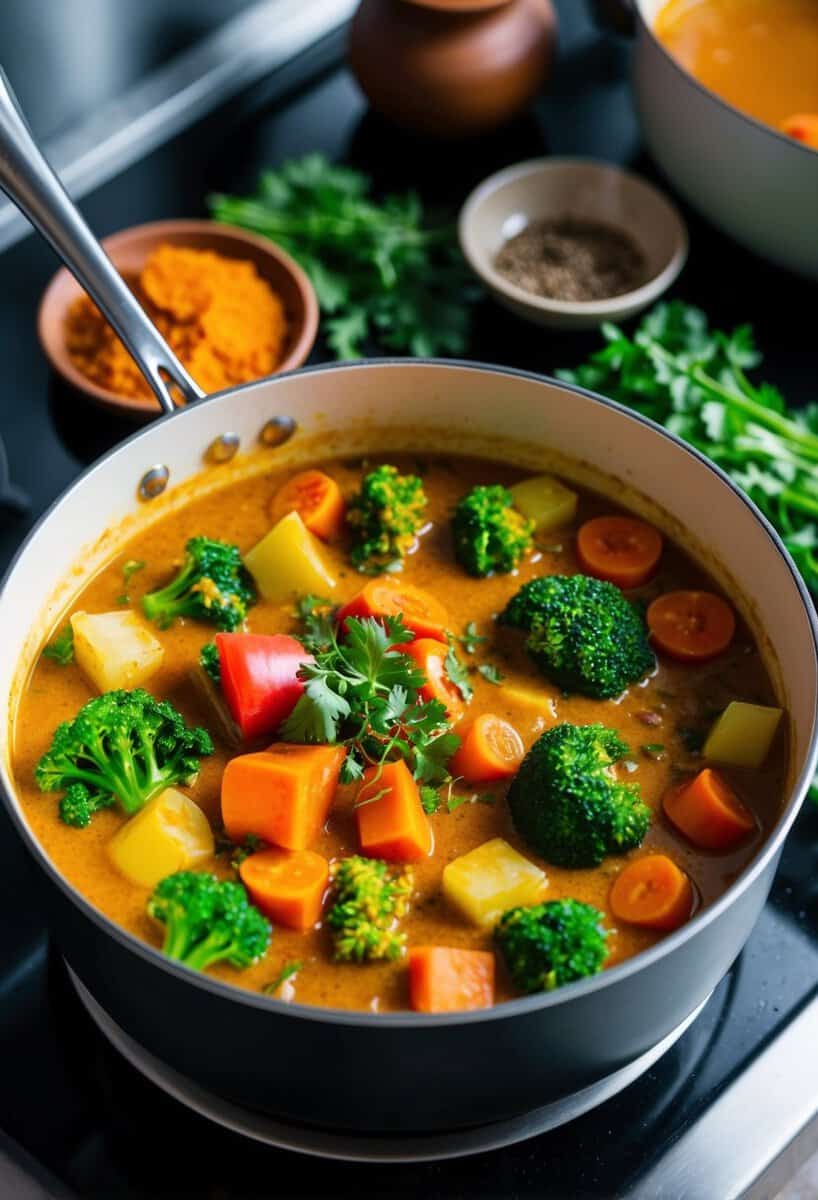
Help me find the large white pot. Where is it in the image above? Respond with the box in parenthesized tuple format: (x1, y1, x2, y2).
(631, 0, 818, 279)
(0, 362, 816, 1131)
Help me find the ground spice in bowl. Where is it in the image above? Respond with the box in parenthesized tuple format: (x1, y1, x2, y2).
(64, 243, 288, 401)
(493, 218, 648, 303)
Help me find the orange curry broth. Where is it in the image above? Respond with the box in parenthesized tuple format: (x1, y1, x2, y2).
(12, 454, 787, 1012)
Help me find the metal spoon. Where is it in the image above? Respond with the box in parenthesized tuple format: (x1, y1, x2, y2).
(0, 69, 203, 415)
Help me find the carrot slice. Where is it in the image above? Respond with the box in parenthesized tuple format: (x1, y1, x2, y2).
(780, 113, 818, 149)
(450, 714, 524, 783)
(221, 742, 346, 850)
(337, 578, 448, 641)
(409, 946, 495, 1013)
(402, 637, 467, 723)
(355, 760, 433, 862)
(577, 515, 663, 589)
(239, 847, 329, 931)
(609, 854, 693, 932)
(647, 591, 735, 662)
(269, 470, 346, 542)
(663, 768, 755, 851)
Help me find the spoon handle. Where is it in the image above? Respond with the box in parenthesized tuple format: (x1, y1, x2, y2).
(0, 70, 204, 414)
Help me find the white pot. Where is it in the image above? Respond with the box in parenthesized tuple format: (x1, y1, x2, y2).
(0, 362, 816, 1129)
(631, 0, 818, 279)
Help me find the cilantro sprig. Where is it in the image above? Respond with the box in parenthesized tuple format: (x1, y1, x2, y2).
(209, 155, 479, 359)
(558, 301, 818, 596)
(280, 613, 459, 785)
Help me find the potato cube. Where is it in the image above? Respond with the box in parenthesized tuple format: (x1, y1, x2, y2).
(510, 474, 578, 532)
(442, 837, 546, 928)
(703, 701, 783, 769)
(107, 788, 214, 888)
(71, 609, 164, 693)
(244, 511, 336, 604)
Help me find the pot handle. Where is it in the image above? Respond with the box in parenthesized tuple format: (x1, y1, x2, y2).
(0, 70, 203, 415)
(588, 0, 636, 36)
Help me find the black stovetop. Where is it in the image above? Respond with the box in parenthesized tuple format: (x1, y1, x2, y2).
(0, 3, 816, 1196)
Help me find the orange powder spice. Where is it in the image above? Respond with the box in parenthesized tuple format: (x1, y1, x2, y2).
(65, 243, 289, 401)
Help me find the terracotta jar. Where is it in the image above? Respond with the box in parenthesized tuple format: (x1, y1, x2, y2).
(348, 0, 558, 139)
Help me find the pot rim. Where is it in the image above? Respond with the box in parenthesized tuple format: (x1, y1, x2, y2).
(634, 1, 818, 163)
(2, 357, 817, 1028)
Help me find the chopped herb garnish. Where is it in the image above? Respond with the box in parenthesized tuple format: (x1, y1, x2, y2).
(42, 626, 74, 665)
(459, 621, 487, 654)
(447, 792, 471, 813)
(263, 960, 303, 996)
(444, 644, 473, 702)
(640, 743, 667, 761)
(477, 662, 505, 685)
(115, 594, 130, 607)
(280, 614, 459, 785)
(420, 785, 441, 814)
(295, 594, 337, 654)
(123, 559, 146, 585)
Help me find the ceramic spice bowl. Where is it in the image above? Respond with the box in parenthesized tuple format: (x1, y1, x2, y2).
(459, 158, 689, 330)
(37, 219, 320, 420)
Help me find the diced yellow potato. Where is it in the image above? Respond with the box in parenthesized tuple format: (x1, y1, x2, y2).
(510, 474, 578, 532)
(703, 701, 783, 769)
(107, 788, 214, 889)
(244, 511, 336, 604)
(71, 609, 164, 693)
(442, 837, 546, 929)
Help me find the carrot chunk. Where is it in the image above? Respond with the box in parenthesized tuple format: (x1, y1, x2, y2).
(355, 760, 433, 862)
(239, 847, 329, 931)
(337, 578, 448, 641)
(408, 946, 495, 1013)
(269, 470, 346, 542)
(402, 637, 467, 723)
(450, 714, 524, 783)
(577, 515, 663, 589)
(609, 854, 693, 931)
(647, 591, 736, 661)
(663, 768, 755, 851)
(780, 113, 818, 149)
(221, 743, 346, 850)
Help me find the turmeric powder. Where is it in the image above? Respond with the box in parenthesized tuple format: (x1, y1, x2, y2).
(65, 243, 289, 402)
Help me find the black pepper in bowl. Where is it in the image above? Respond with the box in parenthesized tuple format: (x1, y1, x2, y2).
(493, 218, 648, 303)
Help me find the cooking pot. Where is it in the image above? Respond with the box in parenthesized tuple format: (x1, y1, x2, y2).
(600, 0, 818, 280)
(0, 73, 817, 1134)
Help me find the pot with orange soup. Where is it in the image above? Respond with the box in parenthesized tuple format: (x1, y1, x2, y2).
(599, 0, 818, 279)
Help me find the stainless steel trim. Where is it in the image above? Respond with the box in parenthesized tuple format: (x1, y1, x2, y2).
(0, 0, 356, 255)
(630, 994, 818, 1199)
(0, 1129, 75, 1199)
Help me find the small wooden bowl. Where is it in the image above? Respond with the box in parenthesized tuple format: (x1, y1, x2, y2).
(37, 219, 320, 420)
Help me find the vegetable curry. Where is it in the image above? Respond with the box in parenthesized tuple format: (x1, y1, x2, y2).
(12, 453, 787, 1013)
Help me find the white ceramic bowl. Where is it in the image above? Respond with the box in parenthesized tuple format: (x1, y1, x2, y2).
(458, 158, 688, 331)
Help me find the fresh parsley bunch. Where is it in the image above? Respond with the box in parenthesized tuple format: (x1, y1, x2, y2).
(280, 609, 460, 785)
(558, 301, 818, 596)
(209, 154, 478, 359)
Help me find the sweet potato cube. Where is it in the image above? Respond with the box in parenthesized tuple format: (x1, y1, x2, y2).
(355, 760, 432, 862)
(442, 837, 546, 928)
(107, 788, 214, 888)
(409, 946, 495, 1013)
(221, 742, 345, 850)
(239, 847, 329, 931)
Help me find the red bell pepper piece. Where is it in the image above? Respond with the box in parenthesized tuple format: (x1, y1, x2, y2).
(216, 633, 313, 742)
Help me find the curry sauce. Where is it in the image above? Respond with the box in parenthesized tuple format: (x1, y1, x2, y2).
(12, 455, 787, 1011)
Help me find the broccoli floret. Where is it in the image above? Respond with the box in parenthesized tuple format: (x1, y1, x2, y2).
(326, 855, 413, 962)
(508, 722, 651, 867)
(496, 899, 609, 993)
(142, 537, 256, 631)
(499, 574, 654, 698)
(148, 871, 271, 971)
(35, 689, 214, 827)
(347, 465, 427, 573)
(451, 485, 533, 577)
(200, 641, 221, 684)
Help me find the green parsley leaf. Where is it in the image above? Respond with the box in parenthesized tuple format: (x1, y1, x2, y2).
(640, 743, 667, 761)
(123, 559, 146, 585)
(458, 620, 486, 654)
(42, 626, 74, 665)
(444, 645, 473, 702)
(263, 960, 303, 996)
(477, 662, 505, 685)
(420, 785, 441, 814)
(295, 594, 337, 654)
